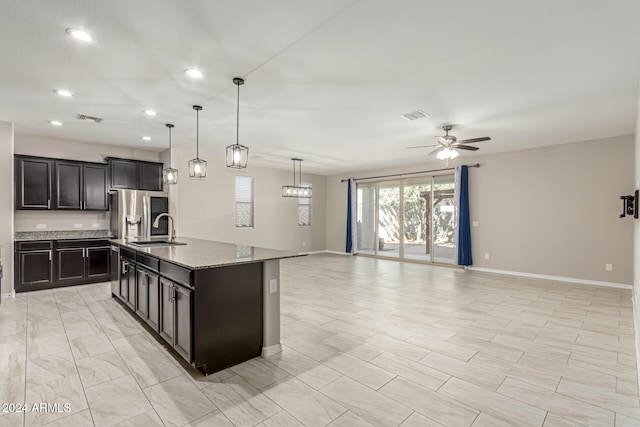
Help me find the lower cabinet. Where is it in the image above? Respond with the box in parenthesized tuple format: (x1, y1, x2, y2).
(118, 257, 136, 310)
(136, 266, 160, 331)
(16, 241, 54, 292)
(16, 239, 110, 293)
(159, 277, 192, 362)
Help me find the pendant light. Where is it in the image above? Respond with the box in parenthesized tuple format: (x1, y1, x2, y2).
(163, 124, 178, 185)
(189, 105, 207, 179)
(282, 158, 312, 198)
(226, 77, 249, 168)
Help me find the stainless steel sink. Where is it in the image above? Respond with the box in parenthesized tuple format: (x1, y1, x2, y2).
(129, 240, 186, 247)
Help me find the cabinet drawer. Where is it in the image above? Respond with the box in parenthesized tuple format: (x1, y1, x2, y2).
(17, 241, 53, 251)
(160, 261, 192, 288)
(120, 247, 137, 262)
(137, 253, 159, 272)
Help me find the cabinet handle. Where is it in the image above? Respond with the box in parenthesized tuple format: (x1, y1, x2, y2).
(48, 250, 52, 261)
(47, 199, 50, 209)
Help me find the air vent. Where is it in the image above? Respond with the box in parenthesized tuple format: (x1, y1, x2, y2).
(76, 114, 104, 123)
(401, 110, 430, 121)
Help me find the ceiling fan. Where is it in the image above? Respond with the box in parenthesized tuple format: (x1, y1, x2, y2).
(406, 125, 491, 160)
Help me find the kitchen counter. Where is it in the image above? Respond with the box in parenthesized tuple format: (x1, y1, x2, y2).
(15, 230, 113, 241)
(110, 237, 301, 270)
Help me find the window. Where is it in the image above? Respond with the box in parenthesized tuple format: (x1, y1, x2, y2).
(235, 176, 253, 228)
(298, 183, 312, 226)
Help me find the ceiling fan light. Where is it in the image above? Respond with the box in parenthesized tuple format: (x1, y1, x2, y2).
(449, 149, 459, 159)
(436, 149, 449, 160)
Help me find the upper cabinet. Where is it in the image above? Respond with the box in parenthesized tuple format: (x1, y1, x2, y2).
(109, 158, 163, 192)
(15, 155, 108, 211)
(15, 157, 53, 209)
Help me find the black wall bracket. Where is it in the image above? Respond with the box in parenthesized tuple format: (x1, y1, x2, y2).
(620, 190, 639, 219)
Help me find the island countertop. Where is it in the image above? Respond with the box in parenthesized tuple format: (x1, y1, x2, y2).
(110, 237, 302, 270)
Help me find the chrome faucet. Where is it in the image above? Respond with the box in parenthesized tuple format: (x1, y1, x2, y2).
(153, 213, 176, 243)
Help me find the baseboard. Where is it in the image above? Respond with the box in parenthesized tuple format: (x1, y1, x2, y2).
(465, 267, 632, 290)
(261, 343, 282, 357)
(301, 250, 352, 256)
(632, 293, 640, 398)
(1, 290, 16, 299)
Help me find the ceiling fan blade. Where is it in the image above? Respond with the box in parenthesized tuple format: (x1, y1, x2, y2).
(405, 144, 438, 149)
(455, 144, 480, 151)
(436, 136, 448, 144)
(428, 147, 442, 156)
(455, 137, 491, 144)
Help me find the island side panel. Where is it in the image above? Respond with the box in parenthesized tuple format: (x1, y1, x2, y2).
(193, 262, 263, 374)
(262, 259, 281, 356)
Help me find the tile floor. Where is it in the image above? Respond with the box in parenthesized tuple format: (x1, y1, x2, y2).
(0, 254, 638, 426)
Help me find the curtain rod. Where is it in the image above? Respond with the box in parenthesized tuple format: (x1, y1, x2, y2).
(340, 163, 480, 183)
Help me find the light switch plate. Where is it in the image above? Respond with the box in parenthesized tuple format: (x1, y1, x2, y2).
(91, 223, 100, 228)
(472, 221, 479, 227)
(269, 279, 278, 294)
(74, 223, 83, 228)
(36, 224, 46, 229)
(606, 263, 613, 271)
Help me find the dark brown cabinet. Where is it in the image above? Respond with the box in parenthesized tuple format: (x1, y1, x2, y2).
(15, 157, 53, 209)
(56, 240, 111, 285)
(109, 158, 163, 191)
(138, 161, 163, 191)
(136, 266, 160, 331)
(16, 241, 54, 291)
(16, 156, 108, 211)
(83, 164, 109, 210)
(109, 159, 138, 189)
(119, 256, 136, 310)
(159, 277, 192, 361)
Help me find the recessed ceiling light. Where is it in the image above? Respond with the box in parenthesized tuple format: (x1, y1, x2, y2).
(55, 89, 73, 97)
(142, 136, 151, 141)
(49, 120, 63, 126)
(66, 28, 93, 42)
(143, 110, 156, 116)
(185, 68, 204, 79)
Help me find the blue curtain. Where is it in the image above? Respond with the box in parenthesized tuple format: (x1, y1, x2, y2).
(346, 179, 354, 253)
(457, 166, 473, 265)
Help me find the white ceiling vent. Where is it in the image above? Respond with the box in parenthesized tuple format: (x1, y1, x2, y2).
(401, 110, 429, 121)
(76, 114, 104, 123)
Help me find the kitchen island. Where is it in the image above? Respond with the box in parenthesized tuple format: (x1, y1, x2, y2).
(109, 237, 300, 374)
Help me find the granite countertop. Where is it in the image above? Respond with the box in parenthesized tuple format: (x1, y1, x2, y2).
(111, 237, 302, 270)
(15, 230, 114, 241)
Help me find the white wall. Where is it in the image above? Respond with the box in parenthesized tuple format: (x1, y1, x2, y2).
(326, 135, 634, 286)
(174, 148, 326, 253)
(0, 121, 14, 295)
(14, 134, 162, 232)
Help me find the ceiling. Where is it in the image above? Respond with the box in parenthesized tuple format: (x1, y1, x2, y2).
(2, 0, 640, 175)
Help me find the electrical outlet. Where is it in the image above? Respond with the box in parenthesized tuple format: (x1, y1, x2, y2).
(302, 241, 306, 247)
(36, 224, 46, 229)
(74, 223, 83, 228)
(606, 263, 613, 271)
(484, 253, 490, 260)
(472, 221, 479, 227)
(269, 279, 278, 294)
(91, 223, 100, 228)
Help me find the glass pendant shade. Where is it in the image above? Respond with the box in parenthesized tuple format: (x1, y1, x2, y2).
(188, 157, 207, 178)
(189, 105, 207, 179)
(163, 123, 178, 185)
(282, 158, 312, 198)
(436, 147, 459, 160)
(227, 77, 248, 169)
(226, 143, 249, 168)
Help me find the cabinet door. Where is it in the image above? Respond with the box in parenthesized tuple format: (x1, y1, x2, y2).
(139, 162, 163, 191)
(18, 250, 53, 287)
(83, 164, 108, 210)
(147, 272, 160, 331)
(86, 246, 110, 279)
(174, 284, 192, 362)
(56, 248, 85, 282)
(136, 268, 149, 319)
(16, 157, 52, 209)
(159, 278, 174, 345)
(54, 162, 82, 210)
(110, 159, 138, 189)
(119, 260, 130, 302)
(126, 263, 136, 310)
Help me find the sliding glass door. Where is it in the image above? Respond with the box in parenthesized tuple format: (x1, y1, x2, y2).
(356, 174, 455, 264)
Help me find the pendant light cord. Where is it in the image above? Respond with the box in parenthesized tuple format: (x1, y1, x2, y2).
(236, 81, 240, 148)
(196, 109, 199, 158)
